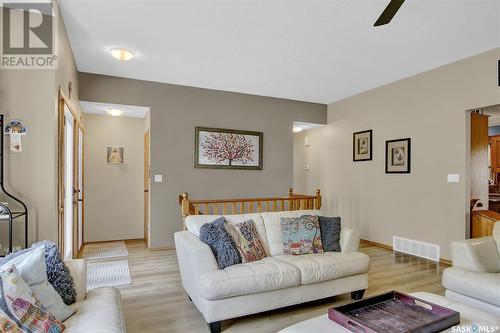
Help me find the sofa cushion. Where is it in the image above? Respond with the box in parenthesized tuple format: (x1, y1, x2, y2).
(281, 215, 324, 255)
(200, 217, 241, 269)
(186, 213, 270, 255)
(274, 252, 370, 285)
(318, 216, 342, 252)
(224, 220, 267, 262)
(64, 287, 125, 333)
(442, 267, 500, 307)
(199, 257, 301, 300)
(261, 210, 322, 256)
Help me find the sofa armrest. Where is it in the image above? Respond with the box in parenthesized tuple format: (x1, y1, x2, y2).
(174, 231, 219, 301)
(340, 228, 360, 253)
(450, 237, 500, 273)
(65, 259, 87, 302)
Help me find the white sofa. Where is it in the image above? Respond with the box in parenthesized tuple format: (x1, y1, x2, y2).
(174, 210, 370, 333)
(442, 223, 500, 316)
(63, 259, 126, 332)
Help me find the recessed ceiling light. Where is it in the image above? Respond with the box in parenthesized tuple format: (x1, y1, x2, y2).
(110, 48, 135, 61)
(293, 126, 304, 133)
(107, 108, 125, 117)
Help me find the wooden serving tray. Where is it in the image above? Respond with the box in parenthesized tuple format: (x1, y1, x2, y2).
(328, 291, 460, 333)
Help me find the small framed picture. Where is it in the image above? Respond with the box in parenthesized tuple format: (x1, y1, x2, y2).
(385, 138, 411, 174)
(107, 146, 124, 164)
(353, 130, 372, 162)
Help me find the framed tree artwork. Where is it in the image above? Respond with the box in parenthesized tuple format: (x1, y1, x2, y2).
(353, 130, 372, 161)
(385, 138, 411, 174)
(195, 127, 263, 170)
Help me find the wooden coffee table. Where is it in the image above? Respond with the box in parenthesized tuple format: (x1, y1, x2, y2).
(278, 293, 500, 333)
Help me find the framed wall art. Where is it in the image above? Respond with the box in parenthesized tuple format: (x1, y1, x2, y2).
(353, 130, 372, 161)
(385, 138, 411, 174)
(106, 146, 124, 164)
(195, 127, 263, 170)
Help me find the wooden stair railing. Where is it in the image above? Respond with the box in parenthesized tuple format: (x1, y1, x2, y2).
(179, 188, 321, 229)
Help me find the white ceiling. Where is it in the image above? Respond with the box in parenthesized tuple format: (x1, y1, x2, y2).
(80, 101, 150, 118)
(60, 0, 500, 104)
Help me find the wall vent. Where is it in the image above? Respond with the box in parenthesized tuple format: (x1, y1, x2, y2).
(393, 236, 440, 262)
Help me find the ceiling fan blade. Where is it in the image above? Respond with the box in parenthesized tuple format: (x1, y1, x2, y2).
(374, 0, 405, 26)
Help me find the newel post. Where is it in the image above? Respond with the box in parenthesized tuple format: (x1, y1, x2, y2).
(181, 192, 190, 230)
(315, 189, 322, 210)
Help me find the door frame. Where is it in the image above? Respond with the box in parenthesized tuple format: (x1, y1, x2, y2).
(58, 89, 81, 259)
(77, 124, 85, 255)
(144, 130, 150, 247)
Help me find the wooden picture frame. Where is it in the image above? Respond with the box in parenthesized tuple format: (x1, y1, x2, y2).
(353, 130, 373, 162)
(385, 138, 411, 174)
(195, 127, 263, 170)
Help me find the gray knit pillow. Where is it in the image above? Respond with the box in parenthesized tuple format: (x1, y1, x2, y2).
(318, 216, 342, 252)
(0, 241, 77, 305)
(199, 217, 241, 269)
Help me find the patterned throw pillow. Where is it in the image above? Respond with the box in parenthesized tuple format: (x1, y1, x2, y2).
(224, 220, 267, 263)
(199, 217, 241, 269)
(0, 265, 65, 333)
(281, 215, 324, 255)
(317, 216, 342, 252)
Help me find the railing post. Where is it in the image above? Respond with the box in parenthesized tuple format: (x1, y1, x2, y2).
(181, 192, 190, 230)
(315, 189, 321, 210)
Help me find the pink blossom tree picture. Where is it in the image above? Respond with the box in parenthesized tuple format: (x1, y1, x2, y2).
(195, 127, 263, 170)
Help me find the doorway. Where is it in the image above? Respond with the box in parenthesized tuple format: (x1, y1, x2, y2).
(468, 105, 500, 240)
(58, 91, 84, 259)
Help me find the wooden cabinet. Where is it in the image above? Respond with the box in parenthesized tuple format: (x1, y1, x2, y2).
(490, 135, 500, 174)
(471, 210, 499, 238)
(471, 113, 489, 210)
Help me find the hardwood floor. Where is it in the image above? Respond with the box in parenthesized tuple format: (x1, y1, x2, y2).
(118, 240, 447, 333)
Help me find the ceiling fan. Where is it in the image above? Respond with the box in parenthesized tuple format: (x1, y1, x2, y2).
(374, 0, 405, 26)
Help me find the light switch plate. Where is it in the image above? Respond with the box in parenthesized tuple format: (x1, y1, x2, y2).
(154, 174, 163, 182)
(447, 174, 459, 183)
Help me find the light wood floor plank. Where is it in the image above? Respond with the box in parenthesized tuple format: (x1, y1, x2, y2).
(116, 240, 446, 333)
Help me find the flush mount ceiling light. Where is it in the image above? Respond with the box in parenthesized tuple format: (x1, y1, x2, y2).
(107, 108, 125, 117)
(293, 126, 304, 133)
(110, 47, 135, 61)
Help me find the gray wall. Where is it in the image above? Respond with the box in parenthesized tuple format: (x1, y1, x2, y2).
(83, 114, 145, 242)
(78, 73, 327, 247)
(0, 5, 82, 249)
(293, 48, 500, 260)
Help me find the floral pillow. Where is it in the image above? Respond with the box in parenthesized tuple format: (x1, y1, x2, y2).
(224, 220, 267, 263)
(281, 215, 324, 255)
(0, 265, 65, 333)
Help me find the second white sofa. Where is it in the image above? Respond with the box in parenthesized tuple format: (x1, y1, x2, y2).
(174, 210, 370, 333)
(442, 223, 500, 316)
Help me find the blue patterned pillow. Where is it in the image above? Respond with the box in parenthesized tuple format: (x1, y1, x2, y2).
(281, 215, 324, 255)
(199, 217, 241, 269)
(318, 216, 342, 252)
(0, 241, 77, 305)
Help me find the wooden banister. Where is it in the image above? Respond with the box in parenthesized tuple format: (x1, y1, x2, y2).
(179, 188, 322, 229)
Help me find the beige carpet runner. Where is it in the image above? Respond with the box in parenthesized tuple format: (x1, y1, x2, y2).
(87, 259, 132, 290)
(82, 241, 128, 259)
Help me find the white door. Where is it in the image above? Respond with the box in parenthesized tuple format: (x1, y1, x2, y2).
(64, 106, 75, 259)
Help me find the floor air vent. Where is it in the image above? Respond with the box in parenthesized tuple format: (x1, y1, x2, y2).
(393, 236, 440, 262)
